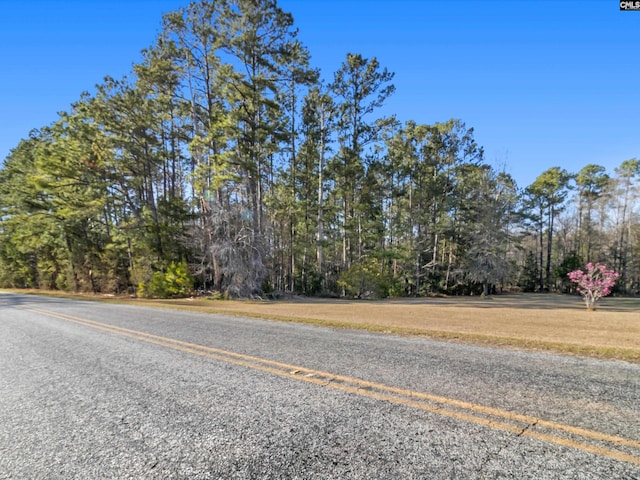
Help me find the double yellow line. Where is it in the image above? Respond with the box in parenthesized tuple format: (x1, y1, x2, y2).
(24, 306, 640, 466)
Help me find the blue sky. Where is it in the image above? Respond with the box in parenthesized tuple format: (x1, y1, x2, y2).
(1, 0, 637, 188)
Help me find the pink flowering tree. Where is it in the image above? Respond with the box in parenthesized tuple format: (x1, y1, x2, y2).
(567, 263, 619, 311)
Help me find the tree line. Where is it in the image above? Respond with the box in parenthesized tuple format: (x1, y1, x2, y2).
(0, 0, 638, 298)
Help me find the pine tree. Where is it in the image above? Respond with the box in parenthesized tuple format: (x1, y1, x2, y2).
(330, 53, 395, 278)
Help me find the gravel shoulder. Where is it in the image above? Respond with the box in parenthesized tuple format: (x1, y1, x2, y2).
(5, 290, 639, 363)
(132, 294, 640, 363)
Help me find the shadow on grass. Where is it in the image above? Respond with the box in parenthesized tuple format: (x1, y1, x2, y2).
(272, 293, 640, 313)
(5, 288, 639, 313)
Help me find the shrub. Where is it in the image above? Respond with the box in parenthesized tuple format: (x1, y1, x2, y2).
(138, 260, 193, 298)
(337, 259, 389, 298)
(567, 263, 618, 311)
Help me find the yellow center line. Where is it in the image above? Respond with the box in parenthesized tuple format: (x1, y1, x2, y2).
(23, 306, 640, 466)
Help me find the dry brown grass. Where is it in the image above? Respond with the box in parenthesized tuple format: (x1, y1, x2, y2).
(7, 290, 640, 363)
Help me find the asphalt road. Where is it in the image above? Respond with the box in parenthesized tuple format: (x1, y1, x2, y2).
(0, 292, 638, 479)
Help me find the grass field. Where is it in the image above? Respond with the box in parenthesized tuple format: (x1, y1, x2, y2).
(6, 290, 640, 364)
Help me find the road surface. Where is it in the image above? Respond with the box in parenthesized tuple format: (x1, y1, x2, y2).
(0, 292, 638, 479)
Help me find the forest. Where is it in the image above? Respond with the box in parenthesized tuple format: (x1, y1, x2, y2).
(0, 0, 638, 299)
